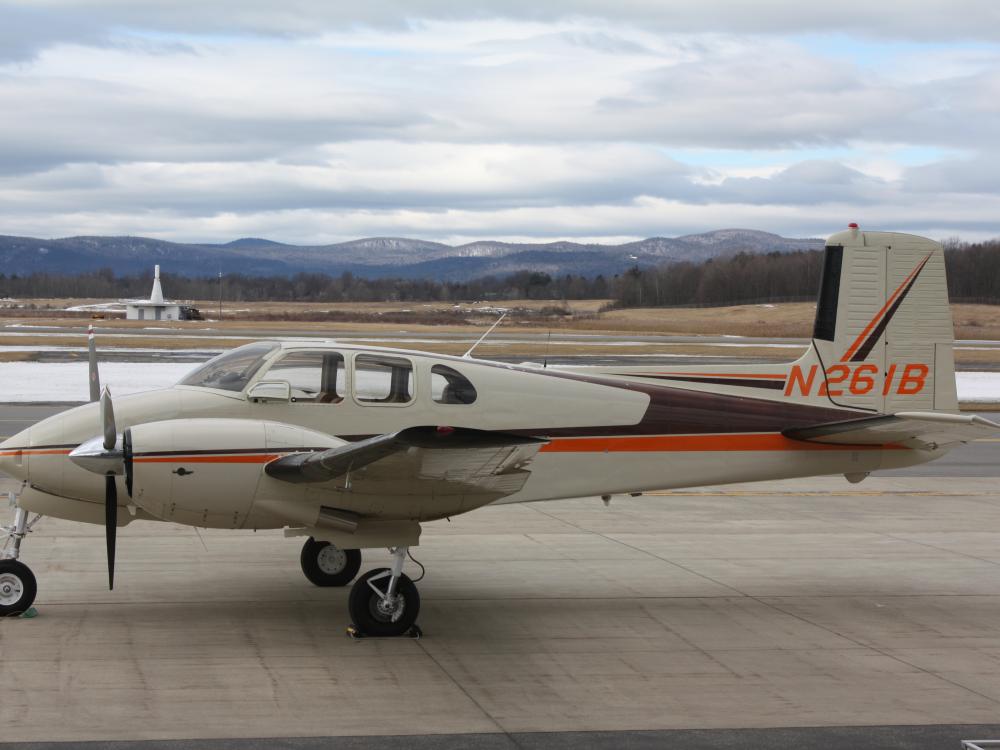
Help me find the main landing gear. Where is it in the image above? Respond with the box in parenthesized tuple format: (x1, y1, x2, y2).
(1, 506, 41, 617)
(301, 539, 421, 637)
(347, 546, 421, 638)
(300, 537, 361, 587)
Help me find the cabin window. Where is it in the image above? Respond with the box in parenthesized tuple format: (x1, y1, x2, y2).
(179, 342, 279, 392)
(431, 364, 477, 405)
(266, 351, 345, 403)
(354, 354, 413, 404)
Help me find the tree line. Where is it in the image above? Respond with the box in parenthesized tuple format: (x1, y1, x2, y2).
(1, 239, 998, 307)
(608, 239, 1000, 308)
(0, 268, 611, 303)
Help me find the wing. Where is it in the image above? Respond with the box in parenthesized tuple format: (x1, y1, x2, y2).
(784, 411, 1000, 449)
(265, 426, 546, 499)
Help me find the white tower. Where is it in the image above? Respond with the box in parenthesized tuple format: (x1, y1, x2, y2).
(150, 265, 164, 304)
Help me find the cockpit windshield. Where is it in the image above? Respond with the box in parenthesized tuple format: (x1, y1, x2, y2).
(178, 342, 279, 392)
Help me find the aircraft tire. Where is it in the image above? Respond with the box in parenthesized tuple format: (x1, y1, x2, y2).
(348, 568, 420, 637)
(0, 559, 37, 617)
(300, 538, 361, 587)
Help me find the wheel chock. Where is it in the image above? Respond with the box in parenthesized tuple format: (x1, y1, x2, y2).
(347, 623, 422, 640)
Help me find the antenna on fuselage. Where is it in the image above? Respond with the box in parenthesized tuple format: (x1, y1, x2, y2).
(463, 311, 507, 359)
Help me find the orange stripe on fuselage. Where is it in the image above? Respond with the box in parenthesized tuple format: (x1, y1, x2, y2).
(540, 433, 891, 453)
(0, 448, 72, 456)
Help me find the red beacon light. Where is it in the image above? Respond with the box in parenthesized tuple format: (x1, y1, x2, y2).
(848, 222, 859, 229)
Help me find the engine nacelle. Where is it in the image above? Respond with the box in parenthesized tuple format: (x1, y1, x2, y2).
(127, 418, 342, 528)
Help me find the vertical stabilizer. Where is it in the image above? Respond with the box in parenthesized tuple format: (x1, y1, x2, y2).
(795, 226, 957, 413)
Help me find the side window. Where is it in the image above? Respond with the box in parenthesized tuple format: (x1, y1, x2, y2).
(265, 351, 345, 403)
(354, 354, 413, 404)
(431, 364, 477, 405)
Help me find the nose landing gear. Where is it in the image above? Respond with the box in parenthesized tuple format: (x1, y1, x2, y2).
(347, 546, 421, 638)
(1, 506, 41, 617)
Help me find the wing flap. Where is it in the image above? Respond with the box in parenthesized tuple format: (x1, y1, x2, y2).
(265, 426, 545, 499)
(784, 411, 1000, 449)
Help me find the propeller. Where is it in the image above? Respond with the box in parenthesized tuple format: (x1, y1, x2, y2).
(101, 388, 118, 590)
(88, 324, 101, 403)
(105, 473, 117, 589)
(69, 327, 126, 590)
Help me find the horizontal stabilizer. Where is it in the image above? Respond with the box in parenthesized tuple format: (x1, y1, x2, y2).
(784, 411, 1000, 449)
(265, 426, 545, 487)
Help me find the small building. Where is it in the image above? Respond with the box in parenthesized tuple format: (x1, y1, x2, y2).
(124, 265, 186, 321)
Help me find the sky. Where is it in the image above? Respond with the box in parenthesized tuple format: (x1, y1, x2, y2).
(1, 1, 999, 246)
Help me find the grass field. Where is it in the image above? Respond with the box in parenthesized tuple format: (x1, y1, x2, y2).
(9, 297, 1000, 335)
(2, 299, 999, 364)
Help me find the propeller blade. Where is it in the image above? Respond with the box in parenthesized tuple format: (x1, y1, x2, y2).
(88, 324, 101, 403)
(105, 474, 117, 590)
(69, 387, 124, 476)
(100, 388, 116, 452)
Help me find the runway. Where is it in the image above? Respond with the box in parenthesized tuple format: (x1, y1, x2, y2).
(2, 408, 1000, 748)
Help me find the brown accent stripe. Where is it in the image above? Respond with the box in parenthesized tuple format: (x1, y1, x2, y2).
(622, 374, 787, 390)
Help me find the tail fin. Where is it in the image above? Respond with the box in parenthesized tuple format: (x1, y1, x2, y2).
(791, 226, 957, 413)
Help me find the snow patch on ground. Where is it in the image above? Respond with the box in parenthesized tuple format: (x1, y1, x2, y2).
(0, 346, 221, 354)
(64, 302, 127, 312)
(0, 362, 196, 401)
(954, 371, 1000, 403)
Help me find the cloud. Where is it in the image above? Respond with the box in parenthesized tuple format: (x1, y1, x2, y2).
(0, 6, 999, 243)
(0, 6, 108, 62)
(4, 147, 999, 244)
(7, 1, 1000, 41)
(0, 142, 695, 216)
(709, 161, 891, 205)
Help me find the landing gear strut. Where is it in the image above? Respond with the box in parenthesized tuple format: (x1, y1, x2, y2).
(348, 546, 421, 637)
(1, 506, 40, 617)
(300, 537, 361, 587)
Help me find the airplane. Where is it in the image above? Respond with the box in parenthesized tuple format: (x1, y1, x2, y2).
(1, 225, 997, 636)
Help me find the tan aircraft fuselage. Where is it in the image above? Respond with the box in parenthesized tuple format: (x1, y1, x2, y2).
(1, 342, 939, 543)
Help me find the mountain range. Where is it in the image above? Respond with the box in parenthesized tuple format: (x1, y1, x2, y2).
(0, 229, 824, 281)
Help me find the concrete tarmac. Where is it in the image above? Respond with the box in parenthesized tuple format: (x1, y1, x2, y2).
(2, 411, 1000, 748)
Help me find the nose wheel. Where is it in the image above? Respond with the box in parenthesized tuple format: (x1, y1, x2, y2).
(348, 547, 421, 637)
(300, 537, 361, 587)
(0, 560, 36, 616)
(1, 506, 39, 616)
